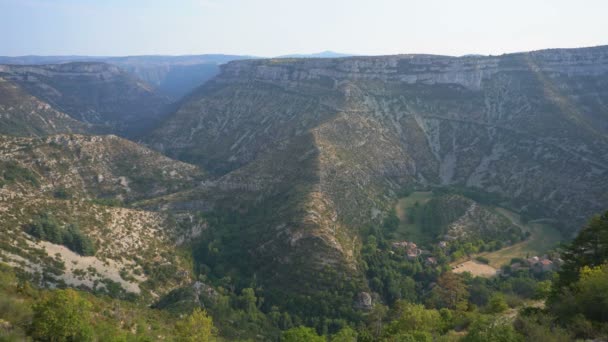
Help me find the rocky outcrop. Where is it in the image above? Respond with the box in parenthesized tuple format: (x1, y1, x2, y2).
(354, 291, 373, 310)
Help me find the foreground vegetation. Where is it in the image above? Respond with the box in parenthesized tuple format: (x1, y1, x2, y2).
(0, 263, 216, 341)
(1, 205, 607, 341)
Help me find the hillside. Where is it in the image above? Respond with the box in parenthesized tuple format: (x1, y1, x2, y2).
(0, 63, 170, 136)
(0, 134, 205, 299)
(395, 192, 524, 246)
(0, 77, 88, 136)
(146, 45, 608, 312)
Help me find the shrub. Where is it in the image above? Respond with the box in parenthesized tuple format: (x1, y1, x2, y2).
(26, 215, 96, 256)
(282, 326, 325, 342)
(487, 293, 509, 313)
(475, 256, 490, 264)
(30, 289, 94, 341)
(174, 307, 217, 341)
(53, 188, 72, 199)
(0, 161, 39, 187)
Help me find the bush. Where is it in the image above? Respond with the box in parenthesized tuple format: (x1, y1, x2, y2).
(0, 161, 39, 187)
(487, 293, 508, 313)
(463, 317, 523, 342)
(282, 326, 325, 342)
(510, 258, 524, 264)
(26, 215, 96, 256)
(475, 256, 490, 264)
(53, 188, 72, 199)
(174, 307, 217, 341)
(30, 289, 94, 341)
(330, 326, 358, 342)
(63, 224, 96, 256)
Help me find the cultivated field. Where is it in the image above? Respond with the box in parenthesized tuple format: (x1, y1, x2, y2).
(394, 191, 433, 245)
(395, 192, 563, 271)
(480, 222, 562, 268)
(452, 260, 498, 277)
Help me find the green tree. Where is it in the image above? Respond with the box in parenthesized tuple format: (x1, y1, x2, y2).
(427, 272, 469, 310)
(239, 287, 258, 313)
(548, 211, 608, 332)
(330, 326, 358, 342)
(487, 293, 508, 313)
(281, 326, 325, 342)
(534, 280, 552, 299)
(462, 317, 523, 342)
(63, 224, 96, 256)
(514, 310, 572, 342)
(383, 302, 445, 341)
(557, 210, 608, 288)
(174, 307, 216, 342)
(570, 264, 608, 322)
(30, 289, 94, 341)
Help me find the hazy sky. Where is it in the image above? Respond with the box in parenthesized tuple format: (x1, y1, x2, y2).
(2, 0, 607, 57)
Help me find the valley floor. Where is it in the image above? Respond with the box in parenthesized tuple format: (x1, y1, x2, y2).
(396, 191, 563, 272)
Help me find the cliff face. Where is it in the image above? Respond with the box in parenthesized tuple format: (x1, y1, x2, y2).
(219, 46, 608, 90)
(0, 54, 254, 100)
(148, 46, 608, 303)
(0, 62, 170, 137)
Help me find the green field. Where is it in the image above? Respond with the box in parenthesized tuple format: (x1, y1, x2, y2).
(394, 191, 434, 245)
(479, 208, 562, 267)
(480, 222, 562, 268)
(395, 192, 563, 266)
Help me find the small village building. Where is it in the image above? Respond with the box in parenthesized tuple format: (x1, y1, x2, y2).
(425, 257, 437, 266)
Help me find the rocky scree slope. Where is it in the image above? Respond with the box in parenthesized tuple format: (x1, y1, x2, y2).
(146, 45, 608, 303)
(0, 62, 170, 137)
(0, 134, 205, 299)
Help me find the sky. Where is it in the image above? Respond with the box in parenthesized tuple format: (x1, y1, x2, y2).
(1, 0, 607, 57)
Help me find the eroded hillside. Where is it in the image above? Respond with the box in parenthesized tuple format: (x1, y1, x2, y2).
(0, 77, 88, 136)
(0, 134, 205, 300)
(146, 46, 608, 309)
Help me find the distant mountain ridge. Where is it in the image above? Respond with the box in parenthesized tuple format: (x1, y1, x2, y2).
(0, 52, 354, 99)
(276, 50, 356, 58)
(0, 54, 255, 100)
